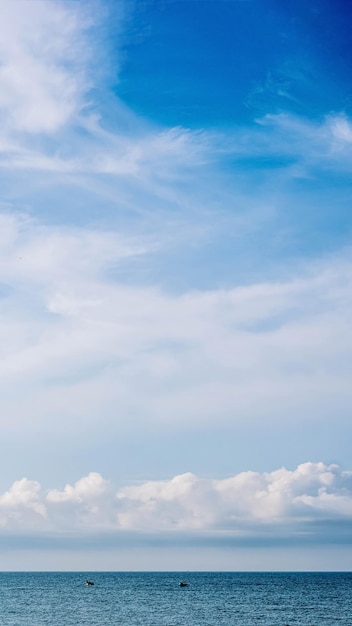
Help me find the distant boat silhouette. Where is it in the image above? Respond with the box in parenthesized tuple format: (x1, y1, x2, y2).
(179, 580, 188, 587)
(85, 580, 94, 586)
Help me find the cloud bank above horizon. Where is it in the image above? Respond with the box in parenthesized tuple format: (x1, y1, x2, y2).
(1, 463, 352, 546)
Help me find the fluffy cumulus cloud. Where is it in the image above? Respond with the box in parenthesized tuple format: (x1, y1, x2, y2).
(0, 478, 46, 528)
(1, 464, 352, 544)
(116, 463, 352, 534)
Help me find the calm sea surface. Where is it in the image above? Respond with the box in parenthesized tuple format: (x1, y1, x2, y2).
(0, 572, 351, 625)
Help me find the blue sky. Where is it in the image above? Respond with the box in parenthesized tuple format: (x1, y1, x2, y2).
(0, 0, 352, 570)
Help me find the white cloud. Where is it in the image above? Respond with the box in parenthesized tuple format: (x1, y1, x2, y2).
(85, 458, 352, 533)
(116, 462, 352, 532)
(0, 212, 146, 286)
(1, 463, 352, 540)
(0, 0, 98, 134)
(0, 0, 350, 197)
(0, 0, 208, 188)
(47, 472, 111, 504)
(0, 478, 46, 527)
(0, 0, 350, 262)
(0, 210, 352, 438)
(330, 115, 352, 144)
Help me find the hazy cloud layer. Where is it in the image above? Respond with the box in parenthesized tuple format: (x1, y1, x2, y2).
(0, 209, 352, 445)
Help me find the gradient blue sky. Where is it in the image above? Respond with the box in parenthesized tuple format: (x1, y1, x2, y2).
(0, 0, 352, 570)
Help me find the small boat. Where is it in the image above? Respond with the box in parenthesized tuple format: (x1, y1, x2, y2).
(85, 580, 94, 586)
(179, 580, 188, 587)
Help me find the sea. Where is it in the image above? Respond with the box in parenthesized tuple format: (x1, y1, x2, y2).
(0, 571, 351, 625)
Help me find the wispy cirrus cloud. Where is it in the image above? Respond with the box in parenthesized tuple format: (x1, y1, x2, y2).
(0, 0, 349, 195)
(0, 0, 350, 274)
(0, 0, 208, 187)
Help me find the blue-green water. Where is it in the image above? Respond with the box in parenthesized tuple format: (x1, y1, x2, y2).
(0, 572, 351, 625)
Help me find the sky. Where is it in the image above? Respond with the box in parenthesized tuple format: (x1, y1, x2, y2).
(0, 0, 352, 571)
